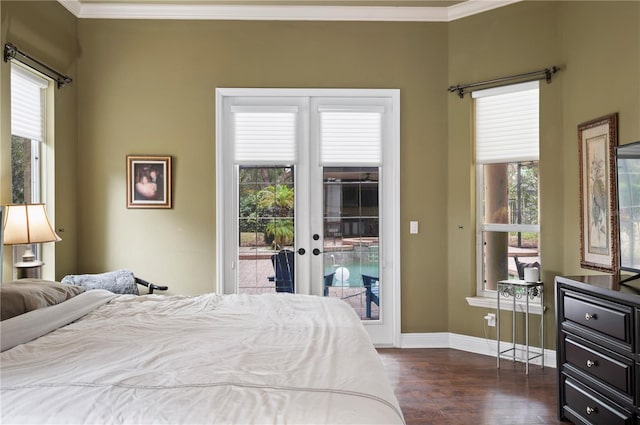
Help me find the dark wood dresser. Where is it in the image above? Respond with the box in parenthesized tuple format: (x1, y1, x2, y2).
(555, 275, 640, 425)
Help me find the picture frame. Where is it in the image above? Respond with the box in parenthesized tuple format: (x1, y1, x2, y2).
(578, 113, 618, 272)
(126, 155, 172, 209)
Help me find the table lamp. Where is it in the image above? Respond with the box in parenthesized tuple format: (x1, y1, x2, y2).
(2, 204, 61, 279)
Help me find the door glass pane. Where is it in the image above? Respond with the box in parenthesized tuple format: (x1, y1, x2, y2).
(238, 166, 295, 294)
(323, 167, 380, 320)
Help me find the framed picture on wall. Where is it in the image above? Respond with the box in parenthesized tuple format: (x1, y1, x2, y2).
(578, 113, 618, 272)
(126, 155, 172, 209)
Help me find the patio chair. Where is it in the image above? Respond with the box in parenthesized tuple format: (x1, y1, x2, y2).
(61, 269, 168, 295)
(323, 272, 336, 297)
(268, 249, 295, 293)
(514, 255, 540, 280)
(362, 274, 379, 319)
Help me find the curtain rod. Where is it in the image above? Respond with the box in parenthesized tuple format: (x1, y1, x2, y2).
(448, 66, 560, 99)
(3, 43, 72, 89)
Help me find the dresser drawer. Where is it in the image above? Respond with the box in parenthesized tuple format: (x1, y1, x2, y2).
(564, 292, 632, 344)
(565, 337, 633, 396)
(563, 378, 633, 425)
(636, 309, 640, 355)
(637, 362, 640, 409)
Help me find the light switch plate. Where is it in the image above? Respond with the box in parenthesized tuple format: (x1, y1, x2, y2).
(410, 221, 419, 234)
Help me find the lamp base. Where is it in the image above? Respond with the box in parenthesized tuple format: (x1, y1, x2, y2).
(15, 261, 44, 279)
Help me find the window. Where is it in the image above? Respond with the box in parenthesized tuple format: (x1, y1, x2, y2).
(10, 63, 50, 268)
(475, 81, 540, 297)
(11, 63, 48, 203)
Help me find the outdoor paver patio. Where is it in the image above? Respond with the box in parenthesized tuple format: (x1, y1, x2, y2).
(237, 257, 379, 320)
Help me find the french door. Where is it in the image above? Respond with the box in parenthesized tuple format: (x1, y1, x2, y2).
(216, 89, 400, 346)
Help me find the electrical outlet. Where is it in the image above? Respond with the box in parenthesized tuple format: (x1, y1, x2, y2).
(484, 313, 496, 327)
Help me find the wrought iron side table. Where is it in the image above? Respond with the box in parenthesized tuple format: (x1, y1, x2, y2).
(496, 279, 544, 374)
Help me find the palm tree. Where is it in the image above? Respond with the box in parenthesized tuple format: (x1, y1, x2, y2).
(265, 219, 294, 250)
(258, 184, 295, 249)
(258, 184, 294, 215)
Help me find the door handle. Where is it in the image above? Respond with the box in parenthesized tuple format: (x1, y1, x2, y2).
(297, 248, 306, 255)
(313, 248, 322, 256)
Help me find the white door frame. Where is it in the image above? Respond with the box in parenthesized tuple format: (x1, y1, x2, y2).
(215, 88, 401, 348)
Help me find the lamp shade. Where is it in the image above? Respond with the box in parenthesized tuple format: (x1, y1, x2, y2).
(3, 204, 61, 245)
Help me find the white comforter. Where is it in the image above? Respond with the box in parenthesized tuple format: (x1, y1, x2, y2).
(1, 291, 404, 424)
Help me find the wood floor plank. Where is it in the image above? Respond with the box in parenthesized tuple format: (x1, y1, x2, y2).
(377, 348, 564, 425)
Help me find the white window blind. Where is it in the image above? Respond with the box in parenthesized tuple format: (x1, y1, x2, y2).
(232, 106, 297, 163)
(473, 81, 539, 164)
(319, 106, 383, 165)
(11, 64, 48, 142)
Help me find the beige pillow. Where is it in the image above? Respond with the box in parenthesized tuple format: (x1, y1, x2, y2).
(0, 279, 85, 321)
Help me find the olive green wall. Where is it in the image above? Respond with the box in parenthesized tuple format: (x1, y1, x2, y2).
(447, 1, 640, 348)
(75, 18, 450, 324)
(2, 1, 639, 341)
(0, 1, 78, 282)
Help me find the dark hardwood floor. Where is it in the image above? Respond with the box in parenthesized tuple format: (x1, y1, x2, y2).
(377, 348, 564, 425)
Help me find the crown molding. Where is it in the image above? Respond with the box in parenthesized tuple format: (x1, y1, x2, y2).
(57, 0, 521, 22)
(59, 0, 84, 16)
(448, 0, 520, 20)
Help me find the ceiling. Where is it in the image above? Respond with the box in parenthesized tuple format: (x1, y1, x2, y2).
(57, 0, 521, 21)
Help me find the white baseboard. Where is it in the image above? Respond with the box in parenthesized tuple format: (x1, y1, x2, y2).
(399, 332, 556, 368)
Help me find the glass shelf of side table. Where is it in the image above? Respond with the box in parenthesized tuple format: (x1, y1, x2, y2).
(496, 279, 544, 375)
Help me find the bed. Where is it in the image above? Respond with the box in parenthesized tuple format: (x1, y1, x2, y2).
(0, 279, 405, 424)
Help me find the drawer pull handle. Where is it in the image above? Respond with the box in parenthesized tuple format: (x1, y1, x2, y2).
(586, 359, 598, 368)
(585, 313, 596, 320)
(586, 406, 597, 415)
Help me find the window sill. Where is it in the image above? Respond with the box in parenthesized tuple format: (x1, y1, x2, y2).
(466, 296, 545, 315)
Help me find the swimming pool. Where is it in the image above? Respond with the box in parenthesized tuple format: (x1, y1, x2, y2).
(323, 257, 379, 287)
